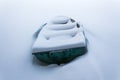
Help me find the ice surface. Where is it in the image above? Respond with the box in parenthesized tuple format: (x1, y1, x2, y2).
(0, 0, 120, 80)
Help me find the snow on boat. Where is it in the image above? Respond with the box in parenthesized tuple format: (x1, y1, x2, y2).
(32, 16, 87, 64)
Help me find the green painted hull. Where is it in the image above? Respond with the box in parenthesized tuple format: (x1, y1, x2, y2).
(33, 47, 87, 64)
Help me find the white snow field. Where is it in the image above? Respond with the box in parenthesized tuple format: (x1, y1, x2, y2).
(0, 0, 120, 80)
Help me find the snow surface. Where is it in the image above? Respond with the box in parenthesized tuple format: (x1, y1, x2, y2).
(0, 0, 120, 80)
(51, 16, 70, 24)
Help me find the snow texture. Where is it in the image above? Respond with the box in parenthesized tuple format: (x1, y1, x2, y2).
(32, 16, 86, 53)
(0, 0, 120, 80)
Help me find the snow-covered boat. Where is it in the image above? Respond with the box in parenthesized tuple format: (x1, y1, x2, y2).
(32, 16, 87, 64)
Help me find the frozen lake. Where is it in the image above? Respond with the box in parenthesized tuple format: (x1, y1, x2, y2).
(0, 0, 120, 80)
